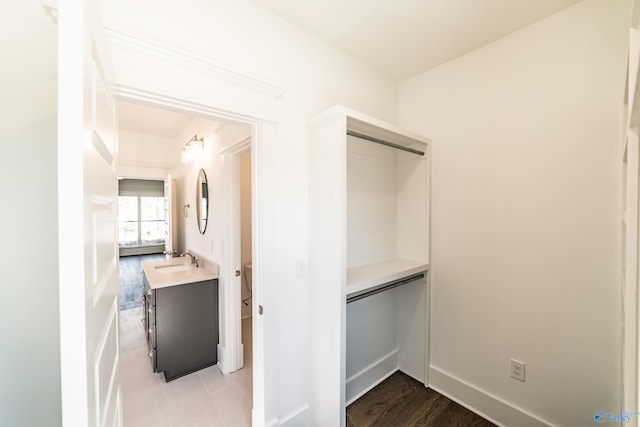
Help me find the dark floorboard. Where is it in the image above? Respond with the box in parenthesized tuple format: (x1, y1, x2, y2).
(346, 371, 496, 427)
(119, 253, 165, 310)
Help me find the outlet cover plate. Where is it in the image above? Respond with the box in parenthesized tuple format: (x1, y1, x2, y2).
(510, 359, 525, 382)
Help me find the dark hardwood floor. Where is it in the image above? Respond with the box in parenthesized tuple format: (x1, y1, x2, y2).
(346, 371, 496, 427)
(119, 253, 165, 310)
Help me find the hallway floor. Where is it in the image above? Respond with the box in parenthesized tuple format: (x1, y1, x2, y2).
(119, 308, 253, 426)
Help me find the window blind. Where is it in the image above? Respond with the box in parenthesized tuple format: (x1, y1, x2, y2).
(118, 179, 164, 197)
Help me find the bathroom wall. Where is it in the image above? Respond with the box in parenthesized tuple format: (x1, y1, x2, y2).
(398, 0, 629, 425)
(100, 0, 398, 423)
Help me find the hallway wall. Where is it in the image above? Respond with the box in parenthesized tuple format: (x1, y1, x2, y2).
(398, 0, 630, 425)
(0, 1, 61, 424)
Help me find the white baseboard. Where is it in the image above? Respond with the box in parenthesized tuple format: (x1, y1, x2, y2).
(217, 343, 246, 374)
(265, 404, 309, 427)
(428, 366, 552, 427)
(217, 344, 232, 374)
(346, 350, 398, 405)
(271, 366, 550, 427)
(216, 344, 224, 373)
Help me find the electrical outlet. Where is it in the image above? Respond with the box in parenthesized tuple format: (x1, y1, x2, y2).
(295, 258, 308, 277)
(210, 240, 214, 252)
(510, 359, 525, 382)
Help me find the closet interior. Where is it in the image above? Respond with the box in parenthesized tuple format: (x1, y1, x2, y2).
(308, 106, 431, 426)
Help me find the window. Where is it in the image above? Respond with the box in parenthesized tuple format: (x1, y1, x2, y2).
(118, 196, 139, 247)
(140, 196, 165, 245)
(118, 196, 166, 247)
(118, 179, 165, 249)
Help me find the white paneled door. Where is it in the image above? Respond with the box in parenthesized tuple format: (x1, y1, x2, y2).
(58, 0, 121, 425)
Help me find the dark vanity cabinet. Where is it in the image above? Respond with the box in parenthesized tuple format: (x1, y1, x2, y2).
(142, 273, 219, 381)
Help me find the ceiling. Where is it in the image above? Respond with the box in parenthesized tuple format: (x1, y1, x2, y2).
(252, 0, 584, 80)
(118, 1, 584, 134)
(117, 101, 203, 138)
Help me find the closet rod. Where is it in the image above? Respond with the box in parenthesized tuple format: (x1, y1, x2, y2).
(346, 272, 425, 304)
(347, 130, 425, 156)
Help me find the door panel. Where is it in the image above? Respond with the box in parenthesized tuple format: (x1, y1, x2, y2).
(94, 303, 119, 426)
(87, 43, 120, 427)
(93, 58, 116, 158)
(58, 0, 121, 425)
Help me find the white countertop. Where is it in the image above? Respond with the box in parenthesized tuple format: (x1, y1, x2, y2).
(142, 256, 218, 289)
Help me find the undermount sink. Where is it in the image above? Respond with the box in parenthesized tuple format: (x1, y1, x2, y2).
(142, 256, 217, 289)
(155, 264, 192, 274)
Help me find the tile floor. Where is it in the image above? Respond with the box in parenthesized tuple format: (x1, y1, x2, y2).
(119, 307, 253, 426)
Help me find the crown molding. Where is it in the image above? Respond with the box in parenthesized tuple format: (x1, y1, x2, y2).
(104, 26, 287, 100)
(113, 84, 279, 126)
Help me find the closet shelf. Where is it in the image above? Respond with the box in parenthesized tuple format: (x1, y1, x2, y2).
(346, 258, 429, 297)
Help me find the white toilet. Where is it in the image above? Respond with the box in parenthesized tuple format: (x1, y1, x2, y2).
(242, 264, 253, 307)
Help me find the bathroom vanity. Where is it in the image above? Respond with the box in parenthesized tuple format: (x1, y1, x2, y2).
(141, 257, 219, 381)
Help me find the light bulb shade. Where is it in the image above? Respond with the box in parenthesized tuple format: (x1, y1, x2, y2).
(181, 134, 204, 163)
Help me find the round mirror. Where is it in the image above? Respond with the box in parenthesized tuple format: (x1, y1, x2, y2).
(196, 169, 209, 234)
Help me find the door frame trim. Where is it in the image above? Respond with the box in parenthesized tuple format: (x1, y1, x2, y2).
(220, 137, 252, 372)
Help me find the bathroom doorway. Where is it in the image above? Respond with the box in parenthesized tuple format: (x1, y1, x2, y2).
(114, 94, 268, 424)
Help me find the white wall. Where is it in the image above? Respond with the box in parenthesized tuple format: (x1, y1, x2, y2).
(0, 1, 61, 425)
(117, 130, 180, 179)
(100, 0, 398, 423)
(398, 1, 629, 426)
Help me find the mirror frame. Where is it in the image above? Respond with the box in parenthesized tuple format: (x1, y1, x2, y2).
(196, 169, 209, 234)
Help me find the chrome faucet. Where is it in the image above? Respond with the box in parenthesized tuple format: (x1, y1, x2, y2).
(180, 251, 199, 267)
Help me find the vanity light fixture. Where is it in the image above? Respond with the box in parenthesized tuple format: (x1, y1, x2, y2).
(181, 134, 204, 163)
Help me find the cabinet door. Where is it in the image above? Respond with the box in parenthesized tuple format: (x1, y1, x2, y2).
(142, 275, 150, 339)
(156, 280, 218, 381)
(141, 274, 156, 370)
(148, 323, 157, 351)
(142, 294, 148, 336)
